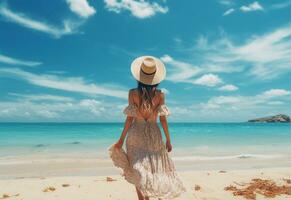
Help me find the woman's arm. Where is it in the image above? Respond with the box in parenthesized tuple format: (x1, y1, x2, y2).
(114, 116, 133, 148)
(114, 90, 134, 149)
(159, 93, 172, 152)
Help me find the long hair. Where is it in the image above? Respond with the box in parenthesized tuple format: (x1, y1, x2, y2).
(137, 81, 159, 113)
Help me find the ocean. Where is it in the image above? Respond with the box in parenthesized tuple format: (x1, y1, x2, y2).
(1, 122, 291, 161)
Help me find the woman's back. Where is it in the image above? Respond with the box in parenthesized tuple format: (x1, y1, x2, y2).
(129, 88, 164, 122)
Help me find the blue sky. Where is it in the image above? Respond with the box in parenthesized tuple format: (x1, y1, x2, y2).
(0, 0, 291, 122)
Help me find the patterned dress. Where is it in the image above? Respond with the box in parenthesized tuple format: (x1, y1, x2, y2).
(108, 103, 186, 199)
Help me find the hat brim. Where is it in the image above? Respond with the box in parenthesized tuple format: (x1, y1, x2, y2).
(131, 56, 166, 85)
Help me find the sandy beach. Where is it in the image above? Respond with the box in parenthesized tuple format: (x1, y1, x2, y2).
(0, 168, 291, 200)
(0, 156, 291, 200)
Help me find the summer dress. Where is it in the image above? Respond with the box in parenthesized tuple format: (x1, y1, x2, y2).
(108, 103, 186, 199)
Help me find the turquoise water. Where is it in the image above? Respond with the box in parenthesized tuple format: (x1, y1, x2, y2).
(0, 123, 291, 159)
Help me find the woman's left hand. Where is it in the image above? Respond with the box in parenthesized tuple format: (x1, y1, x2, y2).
(166, 140, 172, 152)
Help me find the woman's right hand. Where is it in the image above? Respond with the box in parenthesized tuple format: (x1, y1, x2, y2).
(166, 140, 172, 152)
(114, 138, 124, 149)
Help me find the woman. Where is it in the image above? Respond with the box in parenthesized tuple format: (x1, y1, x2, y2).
(108, 56, 186, 200)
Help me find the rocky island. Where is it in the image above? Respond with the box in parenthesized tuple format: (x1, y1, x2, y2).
(248, 114, 290, 123)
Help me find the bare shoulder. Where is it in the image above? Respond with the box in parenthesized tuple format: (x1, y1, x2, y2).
(157, 89, 165, 103)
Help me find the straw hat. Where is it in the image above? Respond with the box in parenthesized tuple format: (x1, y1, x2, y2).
(131, 55, 166, 85)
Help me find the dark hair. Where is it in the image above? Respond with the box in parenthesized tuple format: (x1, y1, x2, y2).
(137, 81, 159, 112)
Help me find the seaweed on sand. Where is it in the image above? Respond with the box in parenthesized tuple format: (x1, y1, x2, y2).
(225, 178, 291, 200)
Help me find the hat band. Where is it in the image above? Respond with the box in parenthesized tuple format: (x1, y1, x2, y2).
(141, 68, 156, 75)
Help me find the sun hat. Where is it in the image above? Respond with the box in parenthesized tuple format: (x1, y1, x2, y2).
(131, 55, 166, 85)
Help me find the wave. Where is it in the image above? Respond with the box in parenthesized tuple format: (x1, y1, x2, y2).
(172, 154, 285, 161)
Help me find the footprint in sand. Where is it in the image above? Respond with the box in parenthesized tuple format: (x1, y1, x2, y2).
(1, 193, 20, 199)
(62, 184, 70, 187)
(1, 194, 9, 199)
(194, 185, 201, 191)
(43, 187, 56, 192)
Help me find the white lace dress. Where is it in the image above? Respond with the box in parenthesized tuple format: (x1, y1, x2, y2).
(108, 104, 186, 199)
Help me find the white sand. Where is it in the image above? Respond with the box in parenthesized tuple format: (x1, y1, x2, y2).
(0, 154, 291, 200)
(0, 168, 290, 200)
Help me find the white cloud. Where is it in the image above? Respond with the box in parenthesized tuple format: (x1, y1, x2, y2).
(80, 99, 104, 115)
(182, 88, 290, 121)
(231, 26, 291, 78)
(196, 35, 209, 49)
(0, 5, 79, 38)
(104, 0, 168, 19)
(219, 0, 234, 6)
(197, 24, 291, 79)
(202, 96, 241, 109)
(0, 101, 61, 119)
(270, 1, 291, 10)
(221, 1, 289, 16)
(240, 1, 263, 12)
(161, 54, 240, 87)
(218, 84, 238, 91)
(202, 89, 291, 111)
(161, 54, 201, 83)
(0, 53, 41, 66)
(261, 89, 291, 98)
(0, 97, 126, 122)
(193, 74, 223, 87)
(163, 24, 291, 88)
(169, 95, 291, 122)
(9, 93, 74, 102)
(223, 8, 235, 16)
(66, 0, 96, 18)
(0, 68, 128, 99)
(267, 101, 284, 105)
(160, 54, 173, 63)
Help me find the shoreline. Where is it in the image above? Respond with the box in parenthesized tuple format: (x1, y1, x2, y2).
(1, 155, 291, 180)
